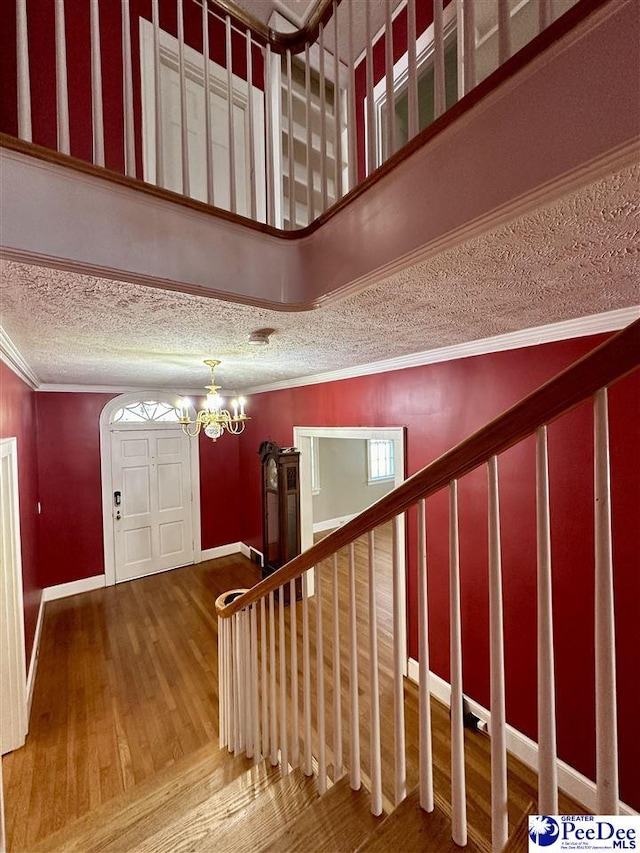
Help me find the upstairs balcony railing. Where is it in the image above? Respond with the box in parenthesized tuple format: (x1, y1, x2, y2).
(6, 0, 600, 232)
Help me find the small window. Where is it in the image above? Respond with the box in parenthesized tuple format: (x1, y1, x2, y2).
(367, 439, 395, 483)
(310, 437, 320, 494)
(112, 401, 180, 423)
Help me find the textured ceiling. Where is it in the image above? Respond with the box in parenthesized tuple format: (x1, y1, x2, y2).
(1, 163, 638, 392)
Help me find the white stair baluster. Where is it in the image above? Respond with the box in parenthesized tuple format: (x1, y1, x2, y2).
(121, 0, 135, 177)
(290, 578, 299, 768)
(594, 388, 619, 814)
(302, 570, 313, 775)
(16, 0, 32, 141)
(202, 0, 214, 204)
(304, 43, 314, 225)
(54, 0, 70, 155)
(89, 0, 104, 166)
(407, 0, 418, 140)
(251, 604, 260, 761)
(151, 0, 164, 186)
(319, 23, 328, 212)
(269, 591, 278, 765)
(177, 0, 190, 196)
(347, 0, 357, 191)
(433, 0, 446, 119)
(392, 515, 407, 805)
(488, 457, 508, 851)
(368, 530, 383, 816)
(286, 49, 295, 228)
(279, 586, 289, 773)
(260, 596, 269, 759)
(333, 0, 343, 201)
(418, 500, 434, 812)
(365, 2, 375, 175)
(348, 542, 361, 791)
(244, 608, 253, 758)
(332, 553, 343, 779)
(384, 0, 395, 162)
(246, 30, 256, 220)
(536, 426, 558, 815)
(315, 564, 327, 792)
(449, 480, 467, 846)
(225, 15, 236, 214)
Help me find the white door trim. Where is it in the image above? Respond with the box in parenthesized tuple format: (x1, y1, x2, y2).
(293, 425, 407, 675)
(0, 437, 28, 756)
(99, 392, 201, 586)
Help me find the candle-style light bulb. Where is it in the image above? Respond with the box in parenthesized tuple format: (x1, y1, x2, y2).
(231, 399, 238, 418)
(239, 397, 246, 417)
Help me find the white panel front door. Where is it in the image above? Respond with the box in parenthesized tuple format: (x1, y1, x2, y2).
(111, 429, 194, 582)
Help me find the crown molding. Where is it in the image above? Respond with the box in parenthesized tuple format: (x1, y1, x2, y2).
(37, 384, 204, 395)
(243, 307, 640, 395)
(0, 327, 39, 389)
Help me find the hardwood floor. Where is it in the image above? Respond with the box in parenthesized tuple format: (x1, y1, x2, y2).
(3, 530, 585, 851)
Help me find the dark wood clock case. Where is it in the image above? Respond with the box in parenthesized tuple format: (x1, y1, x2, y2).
(258, 441, 302, 602)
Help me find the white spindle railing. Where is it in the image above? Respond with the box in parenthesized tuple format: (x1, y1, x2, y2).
(12, 0, 586, 229)
(214, 323, 636, 849)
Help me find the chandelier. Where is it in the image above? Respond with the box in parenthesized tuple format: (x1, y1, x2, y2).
(178, 360, 249, 441)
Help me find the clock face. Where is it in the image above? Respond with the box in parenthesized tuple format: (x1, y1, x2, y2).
(267, 458, 278, 490)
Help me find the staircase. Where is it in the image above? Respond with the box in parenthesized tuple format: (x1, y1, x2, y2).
(32, 743, 484, 853)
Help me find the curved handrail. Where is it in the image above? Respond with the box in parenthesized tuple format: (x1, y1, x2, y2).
(217, 317, 640, 618)
(212, 0, 340, 54)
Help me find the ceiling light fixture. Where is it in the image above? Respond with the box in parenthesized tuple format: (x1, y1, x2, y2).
(177, 359, 249, 441)
(248, 328, 274, 345)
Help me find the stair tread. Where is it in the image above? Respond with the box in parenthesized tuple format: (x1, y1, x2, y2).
(259, 776, 383, 853)
(356, 788, 482, 853)
(136, 766, 319, 853)
(32, 745, 258, 852)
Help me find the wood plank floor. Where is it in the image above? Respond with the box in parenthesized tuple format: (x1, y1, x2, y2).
(2, 528, 585, 851)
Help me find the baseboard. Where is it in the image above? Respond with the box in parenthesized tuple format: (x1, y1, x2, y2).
(239, 543, 264, 567)
(313, 513, 357, 533)
(26, 592, 45, 720)
(407, 657, 637, 817)
(43, 574, 106, 602)
(200, 542, 242, 561)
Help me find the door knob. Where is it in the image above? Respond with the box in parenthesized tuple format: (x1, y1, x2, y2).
(116, 510, 121, 520)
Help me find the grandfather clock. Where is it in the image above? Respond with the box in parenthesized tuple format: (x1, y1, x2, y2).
(259, 441, 301, 598)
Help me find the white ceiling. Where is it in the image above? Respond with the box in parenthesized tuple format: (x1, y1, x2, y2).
(1, 163, 638, 393)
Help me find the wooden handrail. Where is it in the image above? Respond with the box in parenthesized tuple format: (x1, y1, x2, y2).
(209, 0, 340, 54)
(217, 318, 640, 617)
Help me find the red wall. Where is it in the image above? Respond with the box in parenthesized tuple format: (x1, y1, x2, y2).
(35, 392, 117, 586)
(237, 335, 639, 808)
(0, 363, 42, 665)
(33, 391, 238, 589)
(1, 0, 264, 177)
(199, 430, 242, 549)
